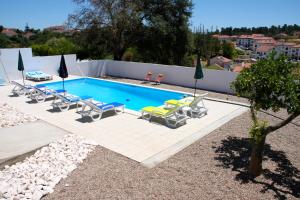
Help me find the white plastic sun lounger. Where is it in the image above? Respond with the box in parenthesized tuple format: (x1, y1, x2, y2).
(29, 86, 66, 103)
(141, 105, 187, 128)
(10, 81, 34, 96)
(165, 93, 208, 118)
(78, 99, 125, 121)
(51, 93, 92, 112)
(26, 71, 53, 81)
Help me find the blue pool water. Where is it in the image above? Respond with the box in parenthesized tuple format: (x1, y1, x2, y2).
(39, 78, 188, 111)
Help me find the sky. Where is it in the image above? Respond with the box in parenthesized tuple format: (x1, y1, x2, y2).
(0, 0, 299, 30)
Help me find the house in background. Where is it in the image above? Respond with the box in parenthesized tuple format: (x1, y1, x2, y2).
(254, 45, 274, 59)
(231, 62, 252, 73)
(210, 56, 233, 70)
(212, 34, 237, 43)
(1, 28, 17, 37)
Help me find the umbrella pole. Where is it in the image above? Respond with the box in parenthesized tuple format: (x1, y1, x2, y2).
(194, 79, 197, 97)
(63, 78, 65, 96)
(22, 71, 25, 86)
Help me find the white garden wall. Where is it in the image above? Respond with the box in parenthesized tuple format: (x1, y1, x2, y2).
(0, 48, 76, 81)
(103, 60, 237, 94)
(1, 48, 238, 94)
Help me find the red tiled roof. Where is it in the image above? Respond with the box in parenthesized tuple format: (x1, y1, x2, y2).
(24, 32, 35, 38)
(238, 34, 265, 39)
(232, 63, 252, 73)
(233, 66, 243, 73)
(256, 45, 274, 52)
(212, 56, 232, 63)
(1, 28, 17, 37)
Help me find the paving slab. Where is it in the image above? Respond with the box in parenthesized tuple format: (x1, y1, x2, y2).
(0, 76, 248, 166)
(0, 120, 68, 163)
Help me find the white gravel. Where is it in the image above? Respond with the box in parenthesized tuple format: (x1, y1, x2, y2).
(0, 103, 37, 128)
(0, 134, 96, 200)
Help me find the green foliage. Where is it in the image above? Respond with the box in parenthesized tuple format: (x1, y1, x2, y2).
(193, 29, 221, 61)
(31, 44, 51, 56)
(222, 42, 236, 59)
(204, 65, 224, 70)
(122, 47, 141, 62)
(182, 54, 195, 67)
(249, 120, 268, 144)
(32, 37, 78, 56)
(72, 28, 109, 60)
(70, 0, 193, 65)
(70, 0, 143, 60)
(0, 34, 11, 48)
(232, 53, 300, 114)
(233, 52, 300, 177)
(220, 24, 300, 36)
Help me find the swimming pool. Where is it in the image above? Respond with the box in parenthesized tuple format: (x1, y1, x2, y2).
(39, 78, 188, 111)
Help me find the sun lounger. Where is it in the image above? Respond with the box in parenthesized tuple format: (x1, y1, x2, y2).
(78, 99, 125, 121)
(141, 105, 187, 128)
(29, 85, 66, 103)
(51, 93, 92, 112)
(144, 72, 153, 82)
(10, 81, 34, 96)
(26, 71, 52, 81)
(154, 74, 164, 85)
(165, 93, 208, 118)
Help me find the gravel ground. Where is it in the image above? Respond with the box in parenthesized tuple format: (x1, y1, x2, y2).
(0, 134, 96, 199)
(44, 77, 300, 200)
(0, 103, 37, 128)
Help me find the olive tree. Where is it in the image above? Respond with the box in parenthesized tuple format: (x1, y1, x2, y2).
(232, 54, 300, 177)
(69, 0, 142, 60)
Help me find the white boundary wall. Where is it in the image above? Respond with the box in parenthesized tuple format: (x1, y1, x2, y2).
(103, 60, 237, 94)
(0, 48, 76, 81)
(75, 60, 237, 94)
(0, 48, 238, 94)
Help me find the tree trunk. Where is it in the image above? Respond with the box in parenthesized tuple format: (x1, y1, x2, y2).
(249, 135, 266, 177)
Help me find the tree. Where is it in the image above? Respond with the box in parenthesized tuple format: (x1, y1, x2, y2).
(0, 25, 3, 33)
(232, 54, 300, 176)
(193, 28, 221, 65)
(32, 37, 78, 56)
(138, 0, 193, 66)
(222, 41, 235, 59)
(69, 0, 142, 60)
(0, 34, 11, 48)
(73, 26, 109, 59)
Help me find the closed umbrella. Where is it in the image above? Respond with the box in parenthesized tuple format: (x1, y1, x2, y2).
(58, 55, 68, 96)
(193, 52, 204, 97)
(18, 50, 25, 85)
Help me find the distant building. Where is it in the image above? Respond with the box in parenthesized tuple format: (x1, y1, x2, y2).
(44, 25, 76, 35)
(210, 56, 233, 70)
(253, 41, 300, 61)
(293, 31, 300, 37)
(236, 34, 264, 49)
(212, 34, 237, 43)
(276, 42, 300, 60)
(236, 34, 275, 51)
(23, 32, 35, 39)
(232, 62, 252, 73)
(254, 45, 274, 59)
(1, 28, 17, 37)
(275, 33, 288, 38)
(252, 37, 276, 51)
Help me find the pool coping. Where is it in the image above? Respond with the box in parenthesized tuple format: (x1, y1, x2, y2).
(37, 76, 250, 117)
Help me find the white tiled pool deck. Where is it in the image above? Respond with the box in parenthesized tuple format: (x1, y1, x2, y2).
(0, 76, 248, 167)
